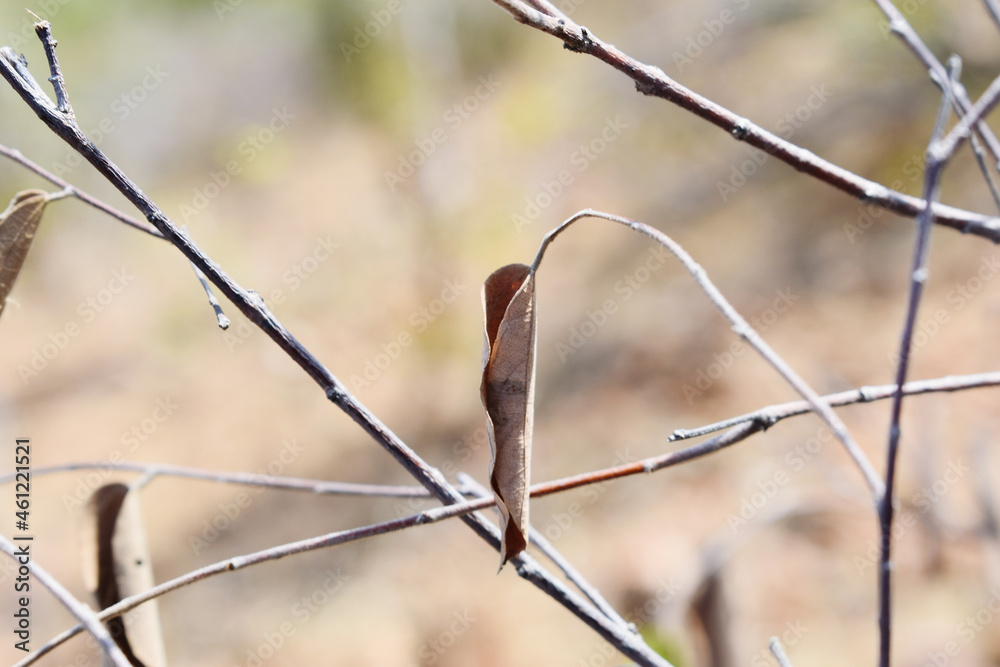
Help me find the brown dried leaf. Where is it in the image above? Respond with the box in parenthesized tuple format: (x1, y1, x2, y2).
(0, 189, 49, 318)
(83, 484, 167, 667)
(481, 263, 537, 568)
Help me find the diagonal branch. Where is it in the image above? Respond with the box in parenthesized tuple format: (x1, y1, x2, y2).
(486, 0, 1000, 243)
(0, 534, 132, 667)
(0, 20, 670, 667)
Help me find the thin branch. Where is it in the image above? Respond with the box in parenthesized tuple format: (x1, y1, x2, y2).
(933, 70, 1000, 163)
(769, 637, 795, 667)
(0, 143, 162, 237)
(0, 22, 671, 666)
(533, 209, 884, 501)
(521, 0, 568, 21)
(190, 261, 230, 329)
(986, 0, 1000, 33)
(26, 359, 1000, 663)
(0, 461, 448, 497)
(19, 484, 658, 666)
(458, 472, 633, 631)
(669, 371, 1000, 441)
(879, 54, 959, 667)
(0, 534, 131, 667)
(486, 0, 1000, 242)
(6, 373, 995, 504)
(871, 0, 1000, 166)
(31, 16, 71, 116)
(966, 132, 1000, 213)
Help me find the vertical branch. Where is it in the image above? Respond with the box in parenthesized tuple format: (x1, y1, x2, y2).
(878, 55, 959, 667)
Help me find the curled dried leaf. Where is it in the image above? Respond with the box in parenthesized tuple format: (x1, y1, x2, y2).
(84, 483, 167, 667)
(481, 263, 537, 568)
(0, 189, 50, 318)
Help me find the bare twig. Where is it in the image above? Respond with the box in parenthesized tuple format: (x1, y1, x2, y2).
(879, 54, 959, 667)
(769, 636, 795, 667)
(0, 460, 449, 497)
(669, 371, 1000, 441)
(933, 71, 1000, 162)
(6, 374, 995, 504)
(190, 261, 230, 329)
(0, 143, 162, 237)
(486, 0, 1000, 242)
(0, 534, 131, 667)
(871, 0, 1000, 166)
(533, 209, 884, 501)
(986, 0, 1000, 32)
(521, 0, 568, 21)
(458, 472, 633, 631)
(23, 360, 1000, 663)
(0, 21, 671, 666)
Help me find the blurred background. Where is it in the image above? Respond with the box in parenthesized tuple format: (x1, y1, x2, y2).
(1, 0, 1000, 665)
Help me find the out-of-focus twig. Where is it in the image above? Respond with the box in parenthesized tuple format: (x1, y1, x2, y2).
(485, 0, 1000, 242)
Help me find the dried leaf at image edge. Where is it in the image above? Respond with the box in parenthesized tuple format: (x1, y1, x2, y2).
(0, 189, 50, 318)
(481, 263, 538, 568)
